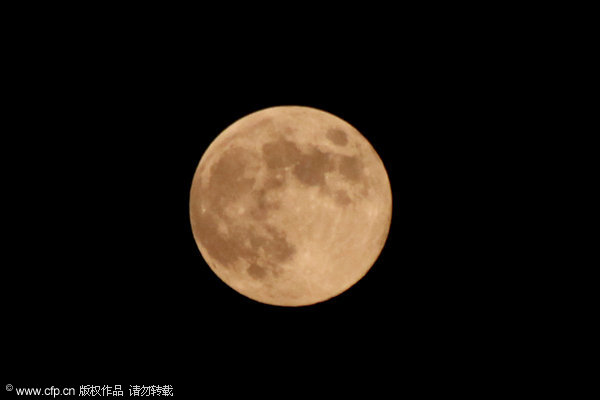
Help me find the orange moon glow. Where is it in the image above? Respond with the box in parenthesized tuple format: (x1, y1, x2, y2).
(189, 106, 392, 306)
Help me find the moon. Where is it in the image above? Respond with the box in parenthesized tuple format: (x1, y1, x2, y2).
(189, 106, 392, 306)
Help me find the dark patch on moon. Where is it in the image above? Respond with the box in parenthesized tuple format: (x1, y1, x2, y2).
(193, 146, 297, 277)
(292, 148, 334, 187)
(338, 155, 363, 182)
(262, 225, 296, 263)
(326, 128, 348, 146)
(209, 146, 255, 207)
(194, 207, 295, 274)
(247, 263, 267, 280)
(334, 189, 352, 206)
(262, 138, 336, 189)
(259, 137, 367, 210)
(262, 138, 302, 169)
(192, 211, 253, 266)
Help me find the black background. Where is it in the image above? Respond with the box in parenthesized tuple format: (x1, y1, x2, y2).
(2, 6, 541, 396)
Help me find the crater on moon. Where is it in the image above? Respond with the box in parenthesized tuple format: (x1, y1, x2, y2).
(190, 106, 392, 306)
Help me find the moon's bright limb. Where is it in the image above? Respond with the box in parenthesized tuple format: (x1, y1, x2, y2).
(189, 106, 392, 306)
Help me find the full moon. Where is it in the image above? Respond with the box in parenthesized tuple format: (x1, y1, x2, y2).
(189, 106, 392, 306)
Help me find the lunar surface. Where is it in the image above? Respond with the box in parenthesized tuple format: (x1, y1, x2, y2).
(189, 106, 392, 306)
